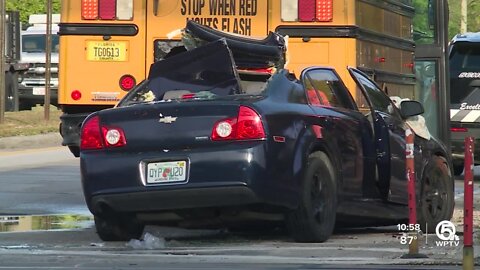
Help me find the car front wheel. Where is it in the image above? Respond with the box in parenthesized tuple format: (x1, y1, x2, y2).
(286, 151, 337, 243)
(418, 155, 454, 233)
(94, 214, 144, 241)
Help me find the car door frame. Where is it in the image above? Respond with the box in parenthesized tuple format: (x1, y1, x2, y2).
(347, 67, 409, 204)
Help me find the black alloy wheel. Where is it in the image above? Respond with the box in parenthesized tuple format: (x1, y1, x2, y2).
(418, 155, 454, 233)
(286, 151, 337, 243)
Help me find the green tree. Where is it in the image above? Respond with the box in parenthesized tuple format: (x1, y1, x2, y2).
(448, 0, 480, 39)
(5, 0, 61, 26)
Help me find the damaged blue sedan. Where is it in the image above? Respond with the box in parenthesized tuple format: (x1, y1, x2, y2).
(80, 22, 454, 242)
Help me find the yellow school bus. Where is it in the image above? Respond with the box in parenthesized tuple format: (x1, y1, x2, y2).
(59, 0, 415, 156)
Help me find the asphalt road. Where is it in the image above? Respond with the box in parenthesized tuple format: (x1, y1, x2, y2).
(0, 137, 478, 269)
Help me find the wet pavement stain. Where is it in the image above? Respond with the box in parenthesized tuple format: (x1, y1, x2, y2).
(0, 214, 93, 232)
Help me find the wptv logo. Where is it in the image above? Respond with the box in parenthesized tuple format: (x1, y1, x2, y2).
(435, 220, 460, 247)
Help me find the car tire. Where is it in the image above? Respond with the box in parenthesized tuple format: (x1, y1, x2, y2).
(94, 214, 144, 241)
(453, 163, 463, 176)
(417, 155, 454, 233)
(286, 151, 337, 243)
(68, 146, 80, 157)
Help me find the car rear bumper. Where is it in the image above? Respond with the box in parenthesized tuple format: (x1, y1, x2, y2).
(90, 185, 260, 214)
(81, 142, 299, 214)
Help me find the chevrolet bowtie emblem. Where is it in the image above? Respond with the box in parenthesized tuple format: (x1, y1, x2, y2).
(159, 114, 177, 124)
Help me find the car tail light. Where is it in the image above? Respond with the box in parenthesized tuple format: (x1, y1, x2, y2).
(81, 115, 127, 150)
(102, 127, 126, 147)
(451, 127, 468, 132)
(71, 90, 82, 100)
(119, 74, 136, 91)
(212, 106, 265, 141)
(81, 116, 103, 150)
(281, 0, 333, 22)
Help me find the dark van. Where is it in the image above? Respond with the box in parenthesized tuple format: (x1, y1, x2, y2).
(449, 32, 480, 175)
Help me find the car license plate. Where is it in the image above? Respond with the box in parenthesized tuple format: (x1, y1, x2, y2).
(32, 87, 45, 95)
(86, 41, 128, 62)
(146, 161, 187, 184)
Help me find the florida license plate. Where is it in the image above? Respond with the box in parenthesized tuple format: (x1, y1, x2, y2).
(32, 87, 45, 95)
(146, 160, 187, 184)
(86, 41, 128, 62)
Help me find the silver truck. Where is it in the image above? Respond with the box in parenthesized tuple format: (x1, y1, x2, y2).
(18, 14, 59, 110)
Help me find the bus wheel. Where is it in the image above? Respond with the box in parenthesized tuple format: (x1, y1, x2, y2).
(286, 151, 337, 243)
(418, 155, 454, 233)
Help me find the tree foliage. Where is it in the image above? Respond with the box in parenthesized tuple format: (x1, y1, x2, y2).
(448, 0, 480, 39)
(5, 0, 61, 26)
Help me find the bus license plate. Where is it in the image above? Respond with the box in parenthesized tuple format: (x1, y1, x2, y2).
(86, 41, 128, 62)
(146, 161, 187, 184)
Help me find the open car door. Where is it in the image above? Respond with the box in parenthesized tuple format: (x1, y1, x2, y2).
(347, 67, 410, 205)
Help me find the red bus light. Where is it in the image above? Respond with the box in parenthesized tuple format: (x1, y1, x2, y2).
(71, 90, 82, 100)
(298, 0, 316, 22)
(119, 75, 136, 91)
(99, 0, 116, 20)
(82, 0, 98, 20)
(316, 0, 333, 22)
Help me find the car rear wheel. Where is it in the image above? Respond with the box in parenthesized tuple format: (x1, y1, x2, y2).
(418, 155, 454, 233)
(286, 151, 337, 242)
(94, 214, 144, 241)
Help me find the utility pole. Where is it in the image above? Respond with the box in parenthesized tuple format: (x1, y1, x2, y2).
(44, 0, 52, 121)
(461, 0, 468, 33)
(0, 0, 6, 124)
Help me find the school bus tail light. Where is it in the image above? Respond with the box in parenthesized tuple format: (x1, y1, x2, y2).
(82, 0, 133, 20)
(119, 74, 136, 91)
(281, 0, 333, 22)
(82, 0, 98, 20)
(116, 0, 134, 20)
(99, 0, 116, 20)
(316, 0, 333, 22)
(71, 90, 82, 101)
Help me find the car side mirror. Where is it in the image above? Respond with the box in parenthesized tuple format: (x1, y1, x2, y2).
(400, 100, 424, 118)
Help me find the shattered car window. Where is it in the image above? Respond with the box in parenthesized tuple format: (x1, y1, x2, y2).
(120, 40, 245, 106)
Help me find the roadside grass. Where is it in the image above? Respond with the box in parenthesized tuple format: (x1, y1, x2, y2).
(0, 106, 61, 137)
